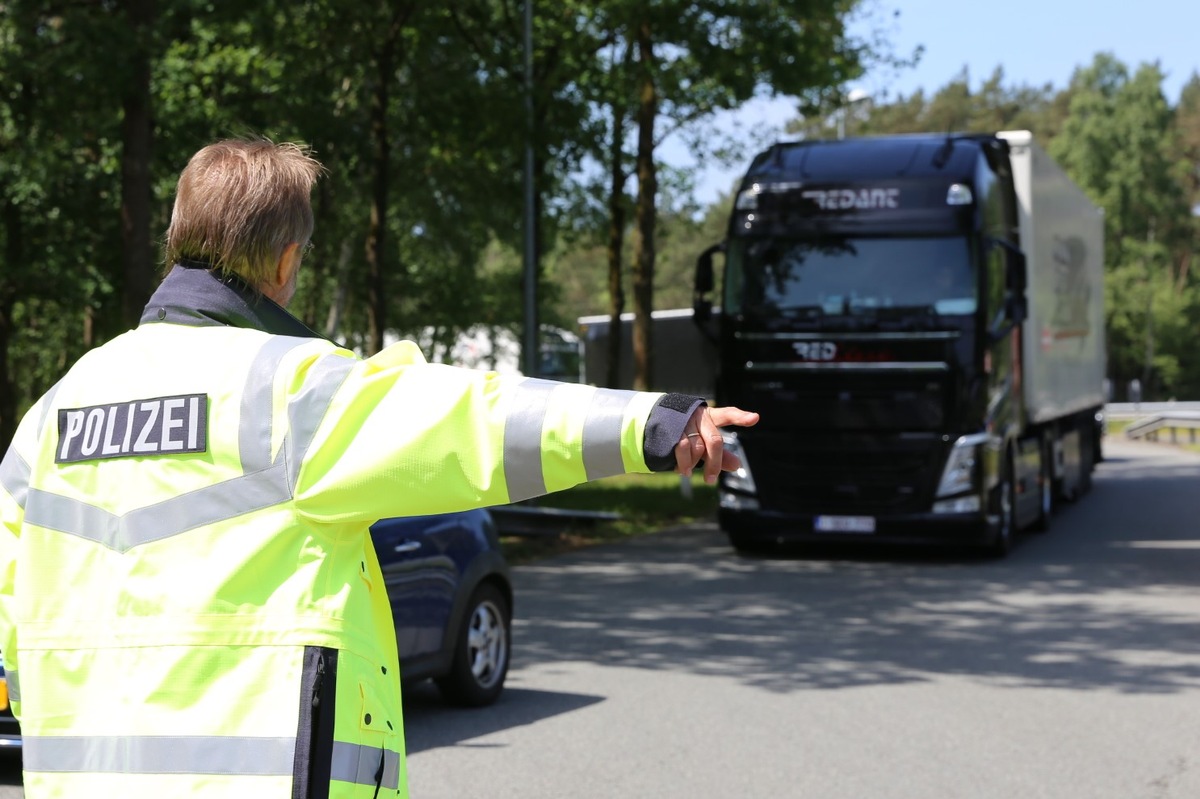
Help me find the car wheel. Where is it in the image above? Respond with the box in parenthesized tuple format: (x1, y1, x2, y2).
(436, 582, 511, 707)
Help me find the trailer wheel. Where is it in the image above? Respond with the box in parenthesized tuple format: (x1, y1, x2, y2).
(1078, 423, 1095, 495)
(1032, 435, 1054, 532)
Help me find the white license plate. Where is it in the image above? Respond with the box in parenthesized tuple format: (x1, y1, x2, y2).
(815, 515, 876, 534)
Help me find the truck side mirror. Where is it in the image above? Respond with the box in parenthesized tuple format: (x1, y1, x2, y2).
(694, 245, 718, 294)
(1006, 294, 1028, 325)
(1005, 247, 1028, 323)
(693, 243, 724, 325)
(987, 237, 1028, 324)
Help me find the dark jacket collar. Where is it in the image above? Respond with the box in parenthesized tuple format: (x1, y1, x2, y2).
(140, 262, 327, 340)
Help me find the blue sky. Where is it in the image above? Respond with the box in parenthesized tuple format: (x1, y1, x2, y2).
(672, 0, 1200, 204)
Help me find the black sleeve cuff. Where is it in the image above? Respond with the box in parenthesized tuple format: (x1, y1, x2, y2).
(642, 393, 706, 471)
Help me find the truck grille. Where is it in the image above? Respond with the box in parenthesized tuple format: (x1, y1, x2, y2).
(751, 432, 944, 514)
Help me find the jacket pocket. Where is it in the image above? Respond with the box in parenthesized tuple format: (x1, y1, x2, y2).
(357, 678, 401, 794)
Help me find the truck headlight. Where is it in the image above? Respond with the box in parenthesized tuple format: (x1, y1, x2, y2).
(719, 430, 757, 494)
(935, 433, 990, 498)
(932, 495, 982, 514)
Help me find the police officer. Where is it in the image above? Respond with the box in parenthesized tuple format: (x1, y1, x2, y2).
(0, 138, 758, 798)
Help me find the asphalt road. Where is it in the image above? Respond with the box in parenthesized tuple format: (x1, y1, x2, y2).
(2, 438, 1199, 797)
(405, 438, 1200, 798)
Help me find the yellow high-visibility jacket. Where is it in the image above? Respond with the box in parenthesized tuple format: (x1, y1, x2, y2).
(0, 265, 700, 798)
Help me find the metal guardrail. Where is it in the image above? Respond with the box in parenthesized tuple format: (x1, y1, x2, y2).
(1124, 410, 1200, 443)
(1106, 401, 1200, 417)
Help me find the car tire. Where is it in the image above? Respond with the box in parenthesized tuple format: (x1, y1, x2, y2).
(436, 582, 511, 707)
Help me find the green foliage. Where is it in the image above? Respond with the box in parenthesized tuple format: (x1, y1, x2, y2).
(1051, 56, 1195, 399)
(8, 3, 1200, 449)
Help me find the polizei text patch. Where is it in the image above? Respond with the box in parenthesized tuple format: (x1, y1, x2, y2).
(56, 394, 209, 463)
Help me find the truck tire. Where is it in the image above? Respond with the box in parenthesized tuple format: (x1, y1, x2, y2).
(1032, 435, 1054, 532)
(1078, 423, 1095, 495)
(728, 530, 773, 555)
(987, 453, 1016, 557)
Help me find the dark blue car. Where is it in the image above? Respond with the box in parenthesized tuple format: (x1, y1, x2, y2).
(0, 508, 515, 749)
(371, 508, 514, 706)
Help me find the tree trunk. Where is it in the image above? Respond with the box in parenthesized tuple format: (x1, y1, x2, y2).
(631, 20, 658, 391)
(0, 298, 13, 451)
(605, 101, 627, 389)
(324, 237, 355, 341)
(120, 0, 156, 332)
(0, 199, 21, 449)
(362, 8, 418, 355)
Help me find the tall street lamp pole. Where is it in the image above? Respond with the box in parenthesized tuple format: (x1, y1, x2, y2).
(521, 0, 539, 377)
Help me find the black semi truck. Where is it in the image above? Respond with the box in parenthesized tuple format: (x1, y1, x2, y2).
(693, 131, 1106, 555)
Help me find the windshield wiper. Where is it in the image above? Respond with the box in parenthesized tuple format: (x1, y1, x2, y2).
(871, 304, 946, 330)
(777, 305, 827, 319)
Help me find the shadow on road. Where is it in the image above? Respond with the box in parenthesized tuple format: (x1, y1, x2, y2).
(402, 684, 603, 755)
(508, 442, 1200, 696)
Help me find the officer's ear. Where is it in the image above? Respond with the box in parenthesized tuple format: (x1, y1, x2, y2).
(264, 242, 302, 306)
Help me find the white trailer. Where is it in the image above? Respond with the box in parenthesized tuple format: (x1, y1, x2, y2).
(1001, 131, 1107, 426)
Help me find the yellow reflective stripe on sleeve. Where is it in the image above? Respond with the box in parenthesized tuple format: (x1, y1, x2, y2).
(4, 670, 17, 701)
(503, 378, 558, 502)
(22, 734, 295, 775)
(582, 388, 640, 481)
(331, 741, 402, 791)
(0, 448, 29, 510)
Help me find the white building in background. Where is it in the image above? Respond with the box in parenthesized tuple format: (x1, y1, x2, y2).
(383, 324, 583, 382)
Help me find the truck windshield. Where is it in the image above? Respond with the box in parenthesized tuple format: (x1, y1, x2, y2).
(727, 236, 976, 319)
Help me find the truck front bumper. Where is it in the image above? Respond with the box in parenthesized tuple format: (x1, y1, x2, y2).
(718, 506, 1001, 549)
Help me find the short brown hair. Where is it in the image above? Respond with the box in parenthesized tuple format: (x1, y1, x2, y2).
(165, 138, 324, 286)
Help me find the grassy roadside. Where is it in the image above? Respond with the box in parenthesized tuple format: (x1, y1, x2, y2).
(499, 472, 718, 564)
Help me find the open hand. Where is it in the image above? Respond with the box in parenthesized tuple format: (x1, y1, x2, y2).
(674, 405, 760, 484)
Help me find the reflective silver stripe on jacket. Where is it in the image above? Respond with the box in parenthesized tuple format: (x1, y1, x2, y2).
(502, 379, 558, 502)
(22, 734, 296, 775)
(238, 336, 305, 474)
(22, 734, 400, 786)
(503, 379, 641, 502)
(331, 741, 402, 790)
(23, 341, 355, 553)
(581, 388, 639, 481)
(5, 670, 18, 701)
(37, 380, 63, 440)
(0, 448, 30, 511)
(24, 465, 293, 553)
